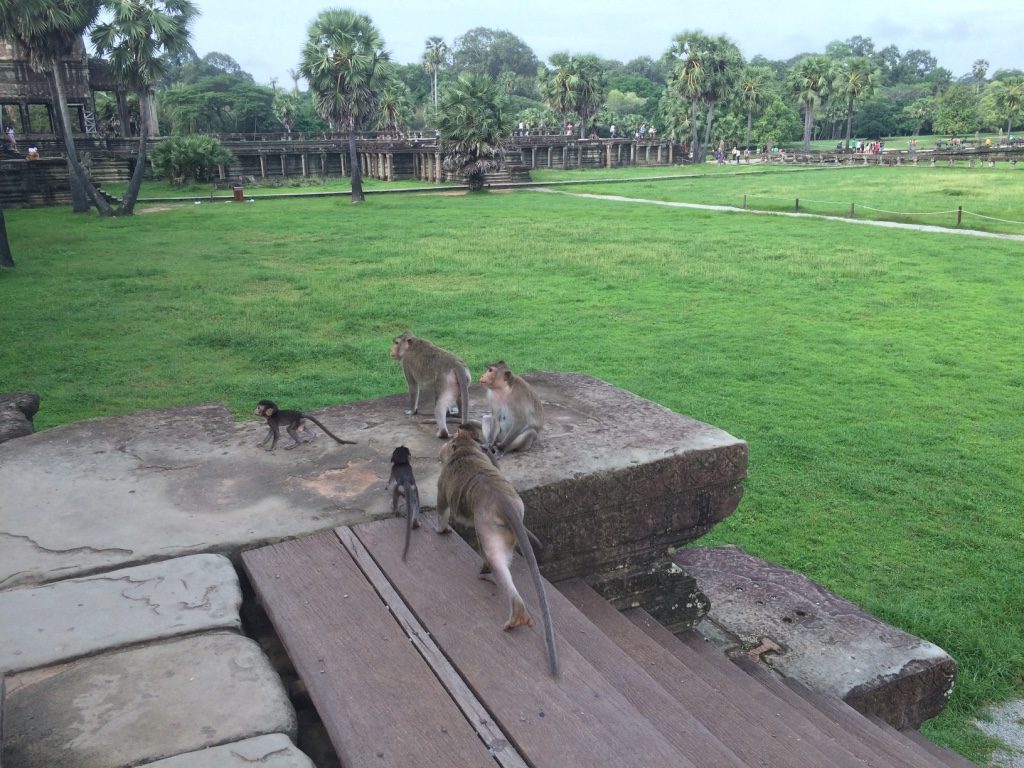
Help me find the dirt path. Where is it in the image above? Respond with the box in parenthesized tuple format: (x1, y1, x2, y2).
(535, 188, 1024, 242)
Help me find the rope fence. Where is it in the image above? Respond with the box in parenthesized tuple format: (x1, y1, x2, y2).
(740, 194, 1024, 230)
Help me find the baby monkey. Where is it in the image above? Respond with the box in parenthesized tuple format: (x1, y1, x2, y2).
(386, 446, 421, 561)
(437, 426, 559, 676)
(254, 400, 357, 451)
(479, 361, 544, 456)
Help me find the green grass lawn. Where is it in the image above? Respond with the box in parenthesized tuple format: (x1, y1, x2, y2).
(101, 175, 448, 200)
(2, 187, 1021, 763)
(534, 164, 1024, 235)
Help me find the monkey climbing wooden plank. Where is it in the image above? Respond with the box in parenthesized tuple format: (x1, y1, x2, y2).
(352, 517, 700, 768)
(241, 532, 501, 768)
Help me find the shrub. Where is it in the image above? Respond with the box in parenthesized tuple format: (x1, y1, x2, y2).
(149, 135, 236, 185)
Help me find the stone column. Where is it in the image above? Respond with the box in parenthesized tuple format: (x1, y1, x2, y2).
(258, 153, 266, 179)
(547, 146, 553, 168)
(280, 153, 286, 177)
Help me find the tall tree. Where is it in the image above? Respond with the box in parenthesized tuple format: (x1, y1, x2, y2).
(737, 65, 773, 147)
(788, 54, 836, 150)
(91, 0, 198, 215)
(422, 36, 448, 114)
(837, 57, 880, 148)
(934, 84, 979, 136)
(300, 8, 392, 203)
(436, 72, 510, 191)
(971, 59, 989, 93)
(537, 52, 578, 132)
(538, 53, 607, 138)
(990, 77, 1024, 134)
(272, 91, 299, 135)
(451, 27, 538, 79)
(0, 0, 112, 215)
(665, 31, 743, 161)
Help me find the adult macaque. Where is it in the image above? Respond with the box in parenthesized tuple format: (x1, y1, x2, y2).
(386, 446, 421, 561)
(436, 426, 559, 676)
(479, 361, 544, 456)
(389, 331, 471, 439)
(254, 400, 356, 451)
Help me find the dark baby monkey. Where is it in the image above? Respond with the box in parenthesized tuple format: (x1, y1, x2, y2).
(479, 361, 544, 456)
(390, 331, 471, 439)
(436, 426, 559, 676)
(386, 446, 421, 561)
(254, 400, 356, 451)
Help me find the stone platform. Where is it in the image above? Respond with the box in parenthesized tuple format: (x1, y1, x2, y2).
(674, 545, 957, 730)
(0, 374, 747, 767)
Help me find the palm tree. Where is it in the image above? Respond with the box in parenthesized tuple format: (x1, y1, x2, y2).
(272, 92, 299, 135)
(665, 32, 743, 162)
(991, 78, 1024, 134)
(374, 81, 412, 134)
(788, 55, 835, 150)
(436, 72, 510, 191)
(838, 57, 880, 149)
(538, 53, 579, 133)
(737, 65, 773, 148)
(300, 8, 392, 204)
(568, 55, 607, 139)
(287, 68, 301, 96)
(971, 59, 989, 94)
(0, 0, 112, 214)
(422, 36, 448, 114)
(91, 0, 198, 215)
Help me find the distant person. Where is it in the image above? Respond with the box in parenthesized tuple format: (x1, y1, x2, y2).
(610, 124, 616, 138)
(27, 146, 38, 159)
(5, 126, 16, 151)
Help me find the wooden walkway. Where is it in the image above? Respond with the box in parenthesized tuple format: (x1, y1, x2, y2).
(242, 519, 971, 768)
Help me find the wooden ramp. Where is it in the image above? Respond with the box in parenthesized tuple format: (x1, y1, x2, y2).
(242, 520, 966, 768)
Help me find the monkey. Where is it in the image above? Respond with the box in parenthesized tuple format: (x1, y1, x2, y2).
(386, 446, 421, 561)
(389, 331, 471, 439)
(479, 361, 544, 456)
(436, 426, 559, 676)
(254, 400, 357, 451)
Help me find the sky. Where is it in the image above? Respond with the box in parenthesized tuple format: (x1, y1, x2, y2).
(186, 0, 1024, 86)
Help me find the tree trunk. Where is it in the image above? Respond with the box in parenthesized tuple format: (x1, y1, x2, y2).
(0, 205, 13, 269)
(119, 89, 150, 215)
(803, 101, 814, 151)
(702, 102, 716, 157)
(50, 70, 113, 216)
(690, 102, 701, 162)
(347, 121, 364, 203)
(845, 98, 854, 148)
(432, 70, 438, 113)
(745, 110, 753, 148)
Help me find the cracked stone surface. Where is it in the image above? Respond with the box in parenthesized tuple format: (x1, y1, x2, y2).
(0, 554, 241, 674)
(0, 374, 746, 590)
(136, 734, 315, 768)
(1, 632, 296, 768)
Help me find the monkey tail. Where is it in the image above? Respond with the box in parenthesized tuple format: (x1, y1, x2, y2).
(457, 366, 471, 425)
(507, 508, 560, 677)
(402, 485, 420, 561)
(303, 415, 357, 445)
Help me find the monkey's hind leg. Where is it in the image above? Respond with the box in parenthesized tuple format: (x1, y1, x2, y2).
(482, 540, 532, 630)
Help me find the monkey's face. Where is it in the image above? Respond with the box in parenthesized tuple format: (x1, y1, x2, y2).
(390, 332, 414, 360)
(254, 401, 277, 419)
(480, 362, 511, 390)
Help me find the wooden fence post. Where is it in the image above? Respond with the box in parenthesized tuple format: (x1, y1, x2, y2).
(957, 206, 962, 226)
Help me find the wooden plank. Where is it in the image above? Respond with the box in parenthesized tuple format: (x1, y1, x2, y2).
(898, 727, 977, 768)
(681, 631, 936, 768)
(559, 579, 851, 768)
(241, 532, 498, 768)
(352, 517, 698, 768)
(335, 527, 528, 768)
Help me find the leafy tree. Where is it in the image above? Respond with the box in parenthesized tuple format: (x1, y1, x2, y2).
(837, 57, 880, 148)
(737, 65, 773, 147)
(160, 75, 274, 134)
(272, 92, 299, 134)
(752, 97, 801, 148)
(149, 133, 234, 183)
(935, 84, 979, 136)
(855, 97, 903, 138)
(903, 97, 937, 135)
(393, 62, 432, 106)
(300, 8, 392, 203)
(437, 72, 510, 191)
(989, 78, 1024, 134)
(91, 0, 198, 215)
(422, 36, 448, 114)
(619, 56, 670, 84)
(971, 59, 989, 93)
(928, 67, 952, 96)
(787, 55, 835, 150)
(513, 105, 557, 133)
(537, 53, 577, 132)
(0, 0, 112, 214)
(605, 89, 647, 116)
(665, 31, 743, 162)
(451, 27, 538, 80)
(375, 80, 413, 133)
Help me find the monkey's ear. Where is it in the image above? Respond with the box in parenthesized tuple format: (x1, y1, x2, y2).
(266, 407, 276, 416)
(503, 370, 513, 382)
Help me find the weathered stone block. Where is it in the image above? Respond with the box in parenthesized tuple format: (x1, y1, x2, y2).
(674, 545, 956, 728)
(136, 734, 315, 768)
(0, 391, 38, 444)
(0, 554, 242, 674)
(1, 633, 296, 768)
